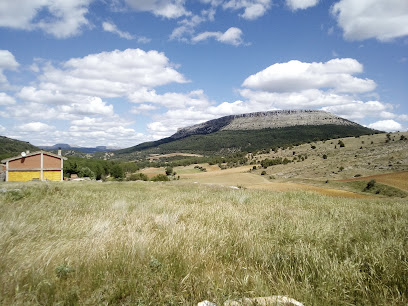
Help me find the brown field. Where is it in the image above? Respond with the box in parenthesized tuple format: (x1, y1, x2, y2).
(180, 165, 370, 198)
(339, 171, 408, 191)
(148, 152, 203, 161)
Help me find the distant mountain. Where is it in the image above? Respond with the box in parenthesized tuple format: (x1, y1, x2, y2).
(116, 110, 379, 157)
(38, 144, 121, 153)
(0, 136, 40, 160)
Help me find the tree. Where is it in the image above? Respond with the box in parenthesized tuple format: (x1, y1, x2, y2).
(111, 164, 124, 179)
(165, 166, 173, 176)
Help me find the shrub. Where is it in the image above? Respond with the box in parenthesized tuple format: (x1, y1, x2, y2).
(165, 166, 173, 176)
(151, 174, 170, 181)
(338, 140, 345, 147)
(261, 171, 267, 175)
(322, 154, 327, 159)
(127, 173, 148, 181)
(364, 179, 376, 191)
(55, 264, 75, 279)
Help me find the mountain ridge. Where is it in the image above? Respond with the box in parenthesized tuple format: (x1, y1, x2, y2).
(116, 110, 378, 157)
(171, 110, 358, 139)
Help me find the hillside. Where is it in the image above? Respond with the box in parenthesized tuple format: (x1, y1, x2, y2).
(116, 110, 378, 158)
(0, 136, 39, 160)
(38, 143, 119, 153)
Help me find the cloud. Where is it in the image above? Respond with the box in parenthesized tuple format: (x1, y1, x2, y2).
(129, 88, 212, 108)
(223, 0, 271, 20)
(321, 101, 394, 120)
(0, 50, 19, 89)
(124, 0, 189, 18)
(368, 120, 403, 132)
(331, 0, 408, 41)
(67, 117, 147, 147)
(0, 0, 92, 38)
(37, 49, 188, 98)
(242, 58, 376, 93)
(130, 104, 159, 114)
(17, 122, 54, 133)
(240, 88, 354, 109)
(170, 14, 206, 42)
(0, 93, 16, 105)
(102, 21, 134, 40)
(286, 0, 319, 10)
(192, 27, 244, 45)
(0, 124, 5, 133)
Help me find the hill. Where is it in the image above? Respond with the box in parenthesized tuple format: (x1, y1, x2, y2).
(38, 143, 120, 153)
(116, 110, 378, 158)
(0, 136, 40, 160)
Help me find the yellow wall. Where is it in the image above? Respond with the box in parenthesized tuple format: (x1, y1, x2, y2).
(43, 171, 61, 181)
(8, 171, 41, 182)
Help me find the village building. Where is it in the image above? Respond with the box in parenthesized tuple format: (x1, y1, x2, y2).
(1, 150, 67, 182)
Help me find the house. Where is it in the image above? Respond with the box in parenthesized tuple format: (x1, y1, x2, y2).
(1, 150, 67, 182)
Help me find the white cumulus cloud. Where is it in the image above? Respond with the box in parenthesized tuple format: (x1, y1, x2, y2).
(368, 120, 403, 132)
(331, 0, 408, 41)
(223, 0, 271, 20)
(0, 50, 19, 89)
(286, 0, 319, 10)
(242, 58, 376, 93)
(0, 0, 92, 38)
(0, 93, 16, 105)
(192, 27, 244, 45)
(124, 0, 189, 18)
(17, 122, 54, 132)
(38, 48, 188, 98)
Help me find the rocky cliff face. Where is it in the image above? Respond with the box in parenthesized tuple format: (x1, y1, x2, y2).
(171, 110, 357, 139)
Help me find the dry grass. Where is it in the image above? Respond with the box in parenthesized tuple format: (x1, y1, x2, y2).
(1, 181, 407, 305)
(252, 131, 408, 180)
(339, 171, 408, 191)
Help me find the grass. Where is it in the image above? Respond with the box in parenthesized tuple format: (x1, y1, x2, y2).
(0, 181, 407, 305)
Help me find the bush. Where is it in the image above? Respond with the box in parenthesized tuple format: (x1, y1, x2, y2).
(165, 166, 174, 176)
(127, 173, 148, 181)
(151, 174, 170, 181)
(364, 179, 376, 191)
(261, 171, 267, 175)
(322, 154, 327, 159)
(338, 140, 345, 147)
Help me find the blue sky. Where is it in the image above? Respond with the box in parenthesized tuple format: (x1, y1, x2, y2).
(0, 0, 407, 147)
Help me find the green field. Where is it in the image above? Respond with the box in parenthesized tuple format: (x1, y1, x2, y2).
(1, 181, 407, 305)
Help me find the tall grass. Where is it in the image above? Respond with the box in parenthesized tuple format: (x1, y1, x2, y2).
(0, 181, 407, 305)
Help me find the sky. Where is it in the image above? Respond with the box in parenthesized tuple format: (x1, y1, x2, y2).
(0, 0, 407, 148)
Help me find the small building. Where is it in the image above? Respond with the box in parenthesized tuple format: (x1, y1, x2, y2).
(1, 150, 67, 182)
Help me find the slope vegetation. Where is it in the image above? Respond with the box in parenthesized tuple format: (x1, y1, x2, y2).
(116, 124, 377, 157)
(0, 136, 39, 160)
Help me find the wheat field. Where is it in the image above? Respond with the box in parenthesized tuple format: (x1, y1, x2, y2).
(0, 181, 407, 305)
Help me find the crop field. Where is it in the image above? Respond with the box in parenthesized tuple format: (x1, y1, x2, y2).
(1, 181, 407, 305)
